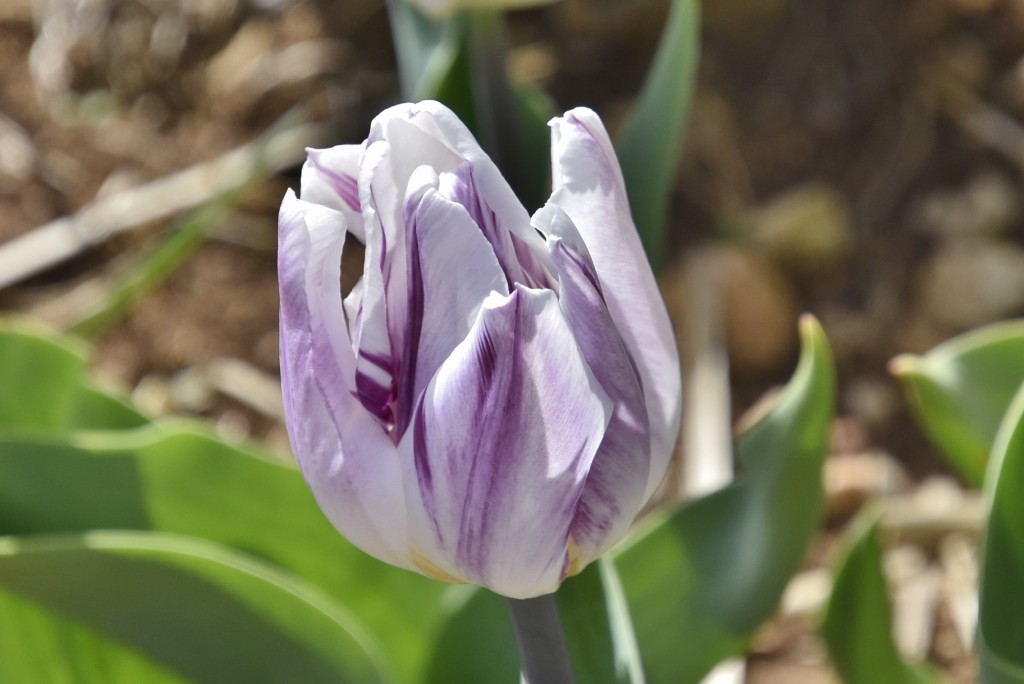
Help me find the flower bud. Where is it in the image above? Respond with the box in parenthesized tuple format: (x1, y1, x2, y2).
(278, 100, 680, 598)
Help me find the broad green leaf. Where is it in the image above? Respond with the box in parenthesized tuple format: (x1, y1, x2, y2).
(0, 585, 188, 684)
(616, 0, 700, 267)
(426, 560, 644, 684)
(0, 531, 384, 683)
(0, 324, 148, 434)
(0, 325, 88, 433)
(557, 559, 645, 684)
(890, 319, 1024, 486)
(979, 380, 1024, 683)
(822, 509, 941, 684)
(426, 588, 519, 683)
(0, 426, 446, 683)
(613, 315, 835, 683)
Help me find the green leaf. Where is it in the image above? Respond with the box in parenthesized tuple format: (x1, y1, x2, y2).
(612, 315, 835, 683)
(426, 588, 519, 684)
(426, 559, 644, 684)
(615, 0, 700, 267)
(979, 380, 1024, 683)
(0, 426, 446, 683)
(0, 531, 384, 683)
(822, 509, 941, 684)
(890, 319, 1024, 486)
(557, 559, 644, 684)
(0, 324, 148, 435)
(387, 0, 453, 101)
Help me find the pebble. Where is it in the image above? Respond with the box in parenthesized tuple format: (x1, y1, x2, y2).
(918, 240, 1024, 329)
(664, 245, 799, 376)
(911, 170, 1020, 239)
(749, 182, 854, 281)
(825, 450, 910, 519)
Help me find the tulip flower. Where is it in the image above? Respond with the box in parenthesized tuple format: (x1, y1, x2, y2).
(278, 100, 681, 599)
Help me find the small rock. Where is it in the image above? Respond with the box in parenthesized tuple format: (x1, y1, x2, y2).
(169, 366, 214, 413)
(911, 170, 1020, 239)
(780, 568, 833, 618)
(939, 534, 979, 651)
(132, 374, 173, 416)
(664, 245, 799, 376)
(749, 182, 854, 280)
(0, 114, 36, 182)
(885, 545, 941, 660)
(825, 450, 910, 519)
(843, 377, 901, 429)
(918, 240, 1024, 329)
(717, 246, 800, 375)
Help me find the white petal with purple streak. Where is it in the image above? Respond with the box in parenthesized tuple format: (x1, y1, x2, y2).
(399, 286, 612, 598)
(302, 145, 365, 241)
(393, 166, 509, 437)
(549, 107, 682, 500)
(278, 191, 410, 569)
(535, 204, 652, 561)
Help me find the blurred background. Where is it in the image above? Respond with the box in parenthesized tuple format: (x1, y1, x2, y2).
(2, 0, 1020, 680)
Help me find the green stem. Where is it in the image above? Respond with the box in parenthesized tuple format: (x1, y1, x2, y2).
(466, 11, 525, 192)
(506, 593, 575, 684)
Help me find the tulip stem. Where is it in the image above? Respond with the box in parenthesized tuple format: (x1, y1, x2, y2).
(506, 593, 576, 684)
(467, 11, 526, 196)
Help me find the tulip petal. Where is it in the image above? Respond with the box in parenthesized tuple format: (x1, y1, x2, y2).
(301, 145, 365, 241)
(440, 163, 553, 289)
(535, 204, 651, 561)
(351, 212, 396, 429)
(279, 190, 410, 569)
(394, 167, 509, 437)
(550, 107, 682, 499)
(400, 287, 612, 598)
(414, 101, 552, 283)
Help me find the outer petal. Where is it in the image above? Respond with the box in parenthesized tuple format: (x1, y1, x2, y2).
(394, 166, 509, 437)
(400, 287, 612, 598)
(278, 190, 410, 570)
(534, 204, 651, 562)
(549, 107, 682, 500)
(301, 145, 365, 241)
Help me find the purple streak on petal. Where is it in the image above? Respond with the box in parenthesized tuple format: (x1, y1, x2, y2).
(550, 233, 651, 561)
(393, 171, 508, 439)
(402, 287, 612, 598)
(396, 198, 425, 436)
(351, 210, 397, 430)
(306, 149, 360, 212)
(550, 107, 682, 502)
(277, 190, 409, 569)
(440, 163, 552, 290)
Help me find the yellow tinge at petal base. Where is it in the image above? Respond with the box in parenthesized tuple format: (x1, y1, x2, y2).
(412, 548, 466, 585)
